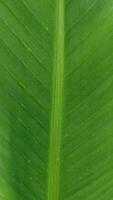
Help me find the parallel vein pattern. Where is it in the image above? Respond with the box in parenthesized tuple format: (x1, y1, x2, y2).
(0, 0, 113, 200)
(60, 1, 113, 200)
(0, 0, 54, 199)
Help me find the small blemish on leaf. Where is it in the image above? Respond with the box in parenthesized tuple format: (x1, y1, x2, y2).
(28, 47, 31, 52)
(27, 160, 31, 164)
(45, 26, 49, 31)
(29, 176, 33, 180)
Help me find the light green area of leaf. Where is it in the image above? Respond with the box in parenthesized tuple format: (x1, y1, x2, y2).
(0, 0, 113, 200)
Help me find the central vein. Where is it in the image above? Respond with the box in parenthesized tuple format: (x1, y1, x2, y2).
(47, 0, 64, 199)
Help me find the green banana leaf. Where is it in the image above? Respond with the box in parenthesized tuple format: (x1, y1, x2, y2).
(0, 0, 113, 199)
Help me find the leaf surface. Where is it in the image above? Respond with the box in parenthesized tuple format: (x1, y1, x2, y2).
(0, 0, 113, 200)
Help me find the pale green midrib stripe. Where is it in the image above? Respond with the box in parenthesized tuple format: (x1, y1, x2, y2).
(47, 0, 64, 200)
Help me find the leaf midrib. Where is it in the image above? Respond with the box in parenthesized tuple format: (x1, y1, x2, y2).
(47, 0, 64, 199)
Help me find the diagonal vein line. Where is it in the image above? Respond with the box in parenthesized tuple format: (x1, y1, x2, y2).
(66, 0, 98, 36)
(47, 0, 64, 199)
(21, 0, 51, 35)
(1, 1, 51, 67)
(0, 78, 47, 134)
(0, 103, 47, 162)
(0, 63, 48, 114)
(0, 35, 49, 91)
